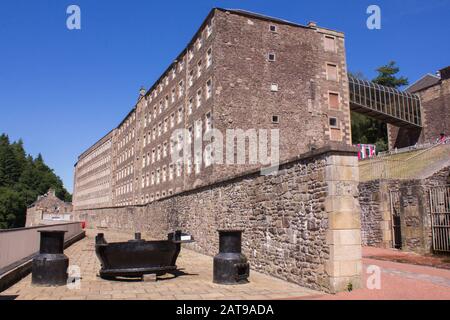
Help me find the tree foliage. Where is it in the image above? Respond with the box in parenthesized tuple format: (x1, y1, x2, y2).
(0, 134, 71, 229)
(351, 61, 409, 152)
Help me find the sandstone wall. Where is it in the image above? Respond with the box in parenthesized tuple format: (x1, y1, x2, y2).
(74, 146, 362, 293)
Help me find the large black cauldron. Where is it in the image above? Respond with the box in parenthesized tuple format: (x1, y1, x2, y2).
(32, 230, 69, 286)
(213, 230, 250, 285)
(95, 231, 194, 280)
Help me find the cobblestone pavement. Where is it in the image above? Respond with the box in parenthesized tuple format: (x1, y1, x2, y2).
(1, 229, 321, 300)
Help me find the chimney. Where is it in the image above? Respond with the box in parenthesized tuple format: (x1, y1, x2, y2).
(139, 86, 146, 98)
(307, 21, 317, 28)
(439, 66, 450, 80)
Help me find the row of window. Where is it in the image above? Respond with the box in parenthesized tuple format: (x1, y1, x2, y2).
(118, 113, 136, 135)
(77, 155, 111, 179)
(144, 20, 213, 106)
(142, 112, 212, 168)
(78, 140, 112, 168)
(141, 189, 174, 205)
(116, 146, 134, 166)
(143, 77, 213, 131)
(115, 181, 133, 197)
(117, 128, 135, 150)
(116, 164, 134, 182)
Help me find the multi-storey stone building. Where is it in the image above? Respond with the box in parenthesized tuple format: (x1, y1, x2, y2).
(73, 8, 352, 210)
(388, 66, 450, 149)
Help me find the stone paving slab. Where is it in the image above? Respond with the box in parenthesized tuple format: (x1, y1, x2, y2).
(0, 229, 322, 300)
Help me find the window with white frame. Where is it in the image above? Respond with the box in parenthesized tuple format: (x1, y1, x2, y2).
(196, 89, 202, 108)
(162, 166, 167, 182)
(204, 145, 212, 167)
(159, 101, 163, 114)
(158, 123, 162, 136)
(196, 38, 202, 50)
(146, 174, 150, 187)
(165, 95, 169, 109)
(152, 149, 156, 163)
(157, 145, 161, 161)
(194, 152, 201, 174)
(189, 70, 194, 87)
(268, 53, 276, 62)
(152, 127, 156, 140)
(195, 120, 202, 139)
(178, 81, 184, 97)
(170, 113, 175, 128)
(177, 132, 184, 151)
(197, 60, 202, 78)
(206, 79, 212, 99)
(206, 48, 212, 68)
(176, 160, 182, 177)
(151, 171, 155, 185)
(164, 118, 168, 133)
(177, 106, 183, 123)
(169, 164, 174, 180)
(171, 88, 176, 103)
(271, 83, 279, 92)
(188, 126, 193, 144)
(171, 68, 176, 80)
(163, 141, 168, 158)
(205, 112, 212, 132)
(156, 169, 160, 184)
(179, 60, 184, 72)
(188, 49, 194, 61)
(188, 98, 193, 115)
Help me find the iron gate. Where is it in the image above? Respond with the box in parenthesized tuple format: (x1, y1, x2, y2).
(429, 186, 450, 253)
(389, 191, 402, 249)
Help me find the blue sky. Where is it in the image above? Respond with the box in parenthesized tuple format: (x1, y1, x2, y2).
(0, 0, 449, 192)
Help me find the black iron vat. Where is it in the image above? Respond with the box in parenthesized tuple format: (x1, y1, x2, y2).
(213, 230, 250, 285)
(95, 231, 194, 280)
(32, 230, 69, 286)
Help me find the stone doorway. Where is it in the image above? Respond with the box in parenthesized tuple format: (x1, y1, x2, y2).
(389, 190, 402, 250)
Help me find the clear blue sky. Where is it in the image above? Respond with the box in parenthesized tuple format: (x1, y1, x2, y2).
(1, 0, 449, 193)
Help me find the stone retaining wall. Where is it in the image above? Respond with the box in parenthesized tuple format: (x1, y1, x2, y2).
(359, 166, 450, 253)
(74, 145, 362, 293)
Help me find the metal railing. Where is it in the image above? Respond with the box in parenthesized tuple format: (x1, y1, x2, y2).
(349, 76, 422, 128)
(359, 143, 450, 181)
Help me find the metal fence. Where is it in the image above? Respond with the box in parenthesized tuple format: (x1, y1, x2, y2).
(429, 186, 450, 253)
(360, 143, 450, 182)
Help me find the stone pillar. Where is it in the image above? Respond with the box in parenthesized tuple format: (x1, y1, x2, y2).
(379, 181, 393, 248)
(325, 153, 363, 293)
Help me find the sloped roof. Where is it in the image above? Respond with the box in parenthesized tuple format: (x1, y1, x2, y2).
(406, 73, 441, 93)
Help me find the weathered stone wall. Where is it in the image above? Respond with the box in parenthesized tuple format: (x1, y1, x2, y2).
(359, 180, 383, 246)
(26, 189, 73, 227)
(74, 146, 362, 293)
(388, 77, 450, 149)
(359, 166, 450, 253)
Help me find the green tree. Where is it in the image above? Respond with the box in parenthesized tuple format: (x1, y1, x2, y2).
(350, 62, 408, 152)
(373, 61, 409, 88)
(0, 135, 72, 229)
